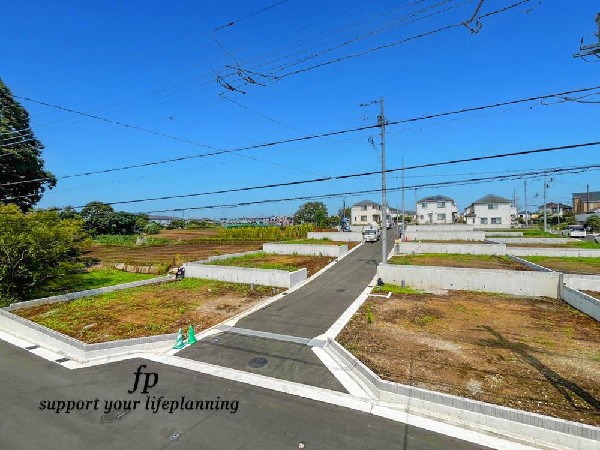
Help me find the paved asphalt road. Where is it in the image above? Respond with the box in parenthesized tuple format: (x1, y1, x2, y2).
(0, 341, 487, 450)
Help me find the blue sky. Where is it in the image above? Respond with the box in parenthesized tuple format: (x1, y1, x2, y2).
(2, 0, 599, 218)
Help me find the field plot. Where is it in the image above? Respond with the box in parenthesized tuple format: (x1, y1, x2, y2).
(523, 256, 600, 275)
(207, 252, 334, 276)
(15, 279, 274, 343)
(506, 241, 600, 249)
(279, 238, 358, 249)
(389, 254, 532, 271)
(338, 288, 600, 425)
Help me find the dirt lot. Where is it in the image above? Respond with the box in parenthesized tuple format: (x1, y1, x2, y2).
(389, 254, 533, 271)
(338, 290, 600, 426)
(209, 253, 335, 277)
(83, 242, 264, 267)
(523, 257, 600, 275)
(15, 279, 276, 343)
(158, 228, 219, 240)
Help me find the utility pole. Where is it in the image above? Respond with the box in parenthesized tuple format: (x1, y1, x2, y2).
(524, 180, 529, 227)
(378, 97, 388, 265)
(587, 184, 590, 213)
(543, 177, 547, 233)
(401, 158, 406, 241)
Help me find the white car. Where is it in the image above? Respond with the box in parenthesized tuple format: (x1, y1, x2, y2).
(595, 235, 600, 244)
(569, 226, 586, 238)
(363, 228, 380, 242)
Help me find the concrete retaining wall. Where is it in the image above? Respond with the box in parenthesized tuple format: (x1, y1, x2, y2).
(377, 264, 560, 298)
(563, 274, 600, 292)
(183, 263, 307, 288)
(485, 232, 523, 237)
(404, 230, 486, 241)
(263, 242, 347, 257)
(505, 255, 554, 272)
(205, 250, 263, 262)
(562, 286, 600, 322)
(308, 231, 363, 242)
(8, 275, 173, 311)
(492, 237, 571, 244)
(509, 247, 600, 257)
(395, 242, 506, 256)
(327, 339, 599, 448)
(408, 224, 474, 231)
(0, 309, 176, 362)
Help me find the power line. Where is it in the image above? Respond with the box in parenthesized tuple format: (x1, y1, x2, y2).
(4, 138, 593, 206)
(2, 84, 599, 188)
(213, 0, 291, 32)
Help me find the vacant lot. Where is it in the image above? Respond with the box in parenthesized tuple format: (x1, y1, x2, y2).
(207, 252, 334, 276)
(506, 241, 600, 249)
(16, 279, 275, 343)
(389, 254, 532, 271)
(338, 289, 600, 426)
(523, 256, 600, 275)
(280, 238, 358, 249)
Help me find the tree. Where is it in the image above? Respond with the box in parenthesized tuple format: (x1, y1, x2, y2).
(80, 201, 115, 235)
(0, 79, 56, 211)
(585, 215, 600, 233)
(294, 202, 328, 226)
(0, 204, 86, 304)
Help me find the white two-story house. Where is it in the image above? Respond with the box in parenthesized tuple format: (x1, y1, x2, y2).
(464, 194, 512, 228)
(351, 200, 397, 226)
(416, 196, 457, 224)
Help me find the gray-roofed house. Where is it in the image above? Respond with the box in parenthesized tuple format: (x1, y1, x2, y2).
(415, 195, 457, 224)
(350, 200, 398, 226)
(572, 190, 600, 214)
(464, 194, 513, 228)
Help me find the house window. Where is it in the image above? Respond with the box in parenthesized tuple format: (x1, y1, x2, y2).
(437, 201, 445, 208)
(419, 215, 424, 220)
(480, 218, 488, 224)
(361, 205, 367, 211)
(491, 217, 502, 224)
(488, 204, 498, 210)
(421, 202, 428, 209)
(360, 216, 367, 222)
(437, 213, 446, 221)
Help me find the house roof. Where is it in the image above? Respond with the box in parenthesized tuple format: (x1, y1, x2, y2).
(352, 199, 379, 207)
(572, 191, 600, 202)
(472, 194, 512, 204)
(417, 195, 454, 203)
(538, 202, 572, 209)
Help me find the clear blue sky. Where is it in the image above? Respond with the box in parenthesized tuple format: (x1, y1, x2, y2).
(2, 0, 599, 218)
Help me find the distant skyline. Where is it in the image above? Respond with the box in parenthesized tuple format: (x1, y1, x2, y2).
(2, 1, 599, 219)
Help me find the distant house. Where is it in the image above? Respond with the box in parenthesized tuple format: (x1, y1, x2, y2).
(464, 194, 512, 228)
(538, 202, 572, 217)
(572, 190, 600, 214)
(147, 214, 179, 226)
(350, 200, 397, 226)
(415, 195, 457, 224)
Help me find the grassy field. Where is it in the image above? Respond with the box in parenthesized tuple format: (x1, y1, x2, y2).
(389, 253, 532, 271)
(16, 279, 275, 343)
(31, 268, 156, 299)
(207, 251, 334, 275)
(338, 286, 600, 426)
(523, 256, 600, 274)
(506, 240, 600, 249)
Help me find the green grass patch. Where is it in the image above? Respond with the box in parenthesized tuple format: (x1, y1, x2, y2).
(390, 253, 513, 265)
(524, 256, 600, 267)
(207, 252, 300, 272)
(92, 235, 171, 246)
(278, 238, 334, 244)
(31, 268, 156, 298)
(373, 283, 422, 294)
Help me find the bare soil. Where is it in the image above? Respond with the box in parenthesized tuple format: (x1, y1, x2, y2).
(15, 279, 275, 343)
(389, 254, 533, 271)
(211, 254, 335, 277)
(158, 228, 219, 240)
(338, 291, 600, 426)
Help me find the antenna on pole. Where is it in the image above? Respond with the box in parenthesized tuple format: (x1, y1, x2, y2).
(573, 12, 600, 59)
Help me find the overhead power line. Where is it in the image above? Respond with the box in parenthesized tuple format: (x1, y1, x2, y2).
(143, 162, 600, 214)
(2, 84, 599, 188)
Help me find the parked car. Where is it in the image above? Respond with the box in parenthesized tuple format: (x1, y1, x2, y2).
(569, 226, 586, 238)
(595, 235, 600, 244)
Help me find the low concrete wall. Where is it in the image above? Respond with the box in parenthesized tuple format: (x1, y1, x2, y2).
(327, 339, 599, 448)
(263, 242, 347, 257)
(409, 224, 474, 231)
(509, 247, 600, 257)
(183, 263, 307, 288)
(492, 237, 571, 244)
(8, 276, 173, 311)
(205, 250, 263, 262)
(0, 309, 176, 362)
(404, 228, 485, 241)
(485, 232, 523, 237)
(563, 274, 600, 292)
(563, 286, 600, 322)
(505, 255, 554, 272)
(377, 264, 560, 298)
(395, 242, 506, 256)
(308, 231, 363, 242)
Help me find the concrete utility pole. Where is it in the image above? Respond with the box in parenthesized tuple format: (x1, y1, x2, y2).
(524, 180, 529, 227)
(543, 177, 548, 233)
(378, 97, 388, 265)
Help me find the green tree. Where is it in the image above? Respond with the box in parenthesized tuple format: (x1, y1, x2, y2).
(80, 201, 115, 235)
(585, 215, 600, 233)
(144, 222, 162, 234)
(294, 202, 328, 226)
(0, 204, 86, 304)
(0, 79, 56, 211)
